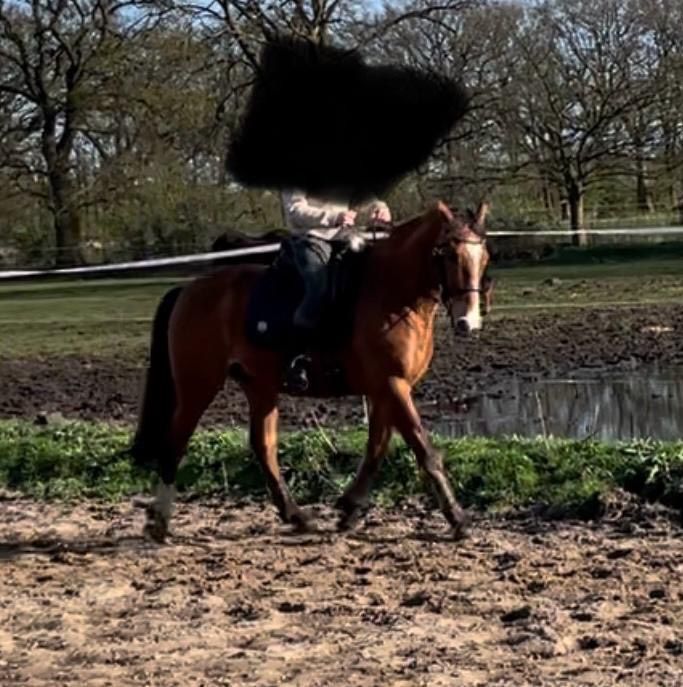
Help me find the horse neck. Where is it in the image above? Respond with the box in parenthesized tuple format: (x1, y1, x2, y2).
(369, 214, 442, 312)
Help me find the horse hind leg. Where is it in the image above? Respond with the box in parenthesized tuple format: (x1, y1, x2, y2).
(144, 482, 177, 543)
(336, 400, 392, 530)
(144, 370, 224, 543)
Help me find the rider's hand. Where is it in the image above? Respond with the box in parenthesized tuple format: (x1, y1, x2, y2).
(337, 210, 357, 227)
(371, 206, 391, 224)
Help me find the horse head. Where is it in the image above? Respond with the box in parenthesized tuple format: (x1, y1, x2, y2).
(431, 201, 491, 337)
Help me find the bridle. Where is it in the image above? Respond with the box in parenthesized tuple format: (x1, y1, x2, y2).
(432, 235, 487, 307)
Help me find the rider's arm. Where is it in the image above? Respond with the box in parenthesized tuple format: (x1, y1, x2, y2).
(282, 190, 340, 230)
(357, 196, 391, 224)
(368, 197, 390, 214)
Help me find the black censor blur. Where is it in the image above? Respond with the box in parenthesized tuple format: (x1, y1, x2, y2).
(226, 34, 469, 205)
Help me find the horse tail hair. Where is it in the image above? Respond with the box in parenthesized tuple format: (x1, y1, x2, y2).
(129, 286, 183, 471)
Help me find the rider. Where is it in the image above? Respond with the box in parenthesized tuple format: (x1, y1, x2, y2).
(280, 189, 392, 390)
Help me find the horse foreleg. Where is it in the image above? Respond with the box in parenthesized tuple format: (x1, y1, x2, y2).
(336, 400, 392, 530)
(247, 392, 312, 532)
(388, 378, 469, 538)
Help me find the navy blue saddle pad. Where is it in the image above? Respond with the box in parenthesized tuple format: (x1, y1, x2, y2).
(245, 238, 367, 350)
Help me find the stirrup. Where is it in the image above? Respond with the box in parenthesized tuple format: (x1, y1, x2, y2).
(284, 354, 311, 393)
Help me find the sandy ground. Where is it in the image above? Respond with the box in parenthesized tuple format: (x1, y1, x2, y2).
(1, 497, 683, 686)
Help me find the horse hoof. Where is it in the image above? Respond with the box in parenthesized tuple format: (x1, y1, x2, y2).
(143, 509, 169, 543)
(143, 521, 168, 543)
(335, 495, 367, 532)
(337, 514, 358, 532)
(290, 510, 314, 533)
(337, 507, 365, 532)
(451, 522, 469, 541)
(449, 510, 470, 541)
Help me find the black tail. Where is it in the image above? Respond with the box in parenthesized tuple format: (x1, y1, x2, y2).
(129, 286, 183, 471)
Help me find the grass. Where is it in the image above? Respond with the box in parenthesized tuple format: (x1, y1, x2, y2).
(1, 420, 682, 517)
(0, 277, 180, 358)
(492, 262, 683, 313)
(0, 250, 681, 358)
(534, 241, 683, 266)
(491, 242, 683, 311)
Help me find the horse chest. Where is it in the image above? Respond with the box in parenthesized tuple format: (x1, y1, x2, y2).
(380, 308, 435, 382)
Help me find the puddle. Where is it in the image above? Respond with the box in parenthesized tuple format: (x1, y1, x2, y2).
(430, 367, 683, 441)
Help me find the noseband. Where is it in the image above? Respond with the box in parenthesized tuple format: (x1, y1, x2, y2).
(432, 236, 487, 306)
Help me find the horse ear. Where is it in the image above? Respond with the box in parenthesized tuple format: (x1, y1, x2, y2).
(474, 201, 490, 234)
(432, 200, 454, 223)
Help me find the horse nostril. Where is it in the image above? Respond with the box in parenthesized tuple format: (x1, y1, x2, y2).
(454, 318, 471, 336)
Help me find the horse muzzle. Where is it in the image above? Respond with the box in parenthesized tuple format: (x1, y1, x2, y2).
(453, 316, 482, 338)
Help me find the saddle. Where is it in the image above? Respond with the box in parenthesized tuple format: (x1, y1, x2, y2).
(245, 238, 368, 393)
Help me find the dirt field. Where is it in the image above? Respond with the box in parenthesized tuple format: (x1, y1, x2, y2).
(1, 497, 682, 686)
(2, 288, 682, 684)
(1, 304, 682, 429)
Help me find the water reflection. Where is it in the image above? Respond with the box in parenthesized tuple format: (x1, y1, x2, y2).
(432, 367, 683, 441)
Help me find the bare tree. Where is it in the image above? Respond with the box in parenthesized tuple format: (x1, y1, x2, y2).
(375, 1, 516, 206)
(496, 0, 659, 244)
(640, 0, 683, 211)
(0, 0, 164, 264)
(4, 0, 682, 260)
(182, 0, 481, 208)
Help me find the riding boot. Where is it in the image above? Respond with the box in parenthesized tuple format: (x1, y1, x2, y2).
(283, 236, 331, 392)
(291, 238, 331, 329)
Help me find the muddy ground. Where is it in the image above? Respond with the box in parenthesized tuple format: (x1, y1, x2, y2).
(1, 304, 682, 430)
(1, 497, 682, 686)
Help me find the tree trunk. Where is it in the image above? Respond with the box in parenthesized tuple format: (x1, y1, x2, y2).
(636, 156, 654, 213)
(568, 182, 587, 247)
(42, 109, 83, 266)
(664, 134, 679, 215)
(670, 182, 679, 213)
(560, 199, 569, 222)
(671, 178, 683, 224)
(54, 207, 83, 267)
(49, 170, 83, 267)
(541, 178, 554, 214)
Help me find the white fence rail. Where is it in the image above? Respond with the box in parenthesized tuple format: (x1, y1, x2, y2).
(2, 226, 683, 281)
(0, 243, 280, 280)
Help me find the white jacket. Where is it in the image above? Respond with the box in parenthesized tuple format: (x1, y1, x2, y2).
(281, 190, 390, 240)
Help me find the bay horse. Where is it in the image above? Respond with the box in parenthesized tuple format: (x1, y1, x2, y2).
(131, 201, 491, 542)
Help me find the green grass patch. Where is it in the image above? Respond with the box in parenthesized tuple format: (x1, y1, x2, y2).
(488, 255, 683, 315)
(0, 321, 151, 359)
(1, 421, 682, 517)
(533, 241, 683, 268)
(0, 278, 176, 358)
